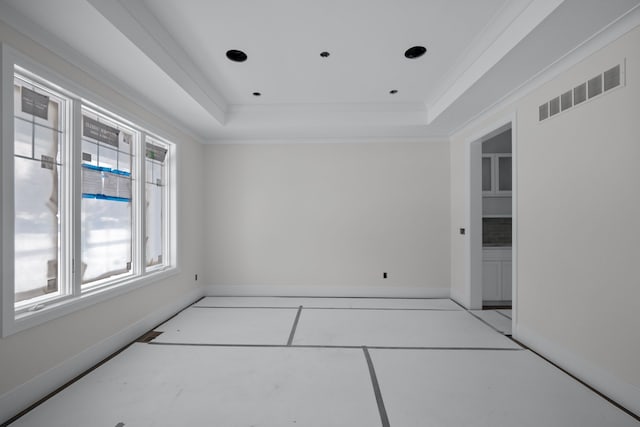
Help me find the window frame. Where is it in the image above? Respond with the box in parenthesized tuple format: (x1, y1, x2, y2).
(1, 44, 179, 337)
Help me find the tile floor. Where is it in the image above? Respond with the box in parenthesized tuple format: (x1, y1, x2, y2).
(6, 298, 639, 426)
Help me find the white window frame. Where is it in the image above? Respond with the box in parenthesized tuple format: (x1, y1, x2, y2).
(1, 44, 179, 337)
(143, 134, 174, 272)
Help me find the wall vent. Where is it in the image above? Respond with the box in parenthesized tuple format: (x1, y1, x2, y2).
(539, 62, 624, 122)
(573, 83, 587, 105)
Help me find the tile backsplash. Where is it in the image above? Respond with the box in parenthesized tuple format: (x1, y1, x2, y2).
(483, 217, 512, 246)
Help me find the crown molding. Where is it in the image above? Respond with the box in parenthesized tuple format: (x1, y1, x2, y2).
(428, 0, 564, 124)
(0, 1, 204, 144)
(450, 3, 640, 140)
(87, 0, 228, 125)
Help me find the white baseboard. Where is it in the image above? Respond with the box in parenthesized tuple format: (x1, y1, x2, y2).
(0, 287, 204, 424)
(205, 284, 450, 299)
(514, 323, 640, 417)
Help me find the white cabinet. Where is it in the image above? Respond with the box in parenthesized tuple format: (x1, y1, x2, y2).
(482, 154, 512, 195)
(482, 248, 512, 303)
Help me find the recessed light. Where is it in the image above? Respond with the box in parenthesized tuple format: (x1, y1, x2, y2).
(226, 49, 247, 62)
(320, 51, 330, 58)
(252, 92, 261, 97)
(389, 89, 398, 94)
(404, 46, 427, 59)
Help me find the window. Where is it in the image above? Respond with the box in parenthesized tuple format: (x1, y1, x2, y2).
(13, 75, 71, 309)
(1, 50, 177, 337)
(81, 109, 136, 288)
(144, 136, 170, 269)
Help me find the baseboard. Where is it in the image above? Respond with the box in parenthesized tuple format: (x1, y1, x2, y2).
(514, 323, 640, 417)
(205, 284, 450, 299)
(0, 287, 204, 424)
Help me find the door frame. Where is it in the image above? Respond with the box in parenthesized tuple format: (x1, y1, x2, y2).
(464, 114, 517, 325)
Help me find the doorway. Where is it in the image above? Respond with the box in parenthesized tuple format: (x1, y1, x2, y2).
(466, 117, 516, 317)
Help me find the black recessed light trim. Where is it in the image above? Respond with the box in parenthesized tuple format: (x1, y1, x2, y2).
(320, 51, 330, 58)
(226, 49, 248, 62)
(252, 92, 261, 97)
(404, 45, 427, 59)
(390, 89, 398, 94)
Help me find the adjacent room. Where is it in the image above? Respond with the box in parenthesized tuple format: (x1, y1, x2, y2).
(1, 0, 639, 425)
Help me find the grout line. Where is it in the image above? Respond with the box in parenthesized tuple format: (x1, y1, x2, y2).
(287, 306, 303, 346)
(450, 298, 468, 310)
(192, 306, 460, 311)
(0, 298, 199, 427)
(202, 295, 451, 300)
(495, 310, 512, 320)
(192, 306, 299, 310)
(511, 339, 640, 422)
(465, 310, 509, 336)
(362, 347, 391, 427)
(297, 307, 458, 311)
(146, 342, 524, 351)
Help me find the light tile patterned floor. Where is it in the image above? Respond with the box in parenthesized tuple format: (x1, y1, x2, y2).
(7, 298, 639, 426)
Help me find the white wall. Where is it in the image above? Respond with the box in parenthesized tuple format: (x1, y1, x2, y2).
(0, 21, 205, 413)
(204, 141, 451, 297)
(450, 24, 640, 413)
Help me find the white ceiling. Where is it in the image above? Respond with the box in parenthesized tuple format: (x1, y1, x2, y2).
(1, 0, 639, 142)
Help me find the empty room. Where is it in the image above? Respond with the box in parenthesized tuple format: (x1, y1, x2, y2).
(1, 0, 639, 426)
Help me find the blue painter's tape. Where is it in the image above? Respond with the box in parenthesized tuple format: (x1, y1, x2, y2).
(110, 169, 131, 177)
(82, 193, 131, 202)
(82, 163, 131, 177)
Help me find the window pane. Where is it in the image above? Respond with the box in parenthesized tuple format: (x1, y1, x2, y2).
(13, 76, 66, 306)
(14, 118, 33, 158)
(34, 125, 61, 164)
(81, 197, 132, 285)
(482, 157, 492, 192)
(145, 139, 168, 268)
(82, 140, 98, 167)
(98, 144, 118, 170)
(81, 110, 135, 287)
(14, 157, 61, 302)
(498, 157, 512, 192)
(146, 181, 164, 266)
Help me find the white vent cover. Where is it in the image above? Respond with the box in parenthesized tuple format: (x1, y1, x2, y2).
(539, 63, 624, 122)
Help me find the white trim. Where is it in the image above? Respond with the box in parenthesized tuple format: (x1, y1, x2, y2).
(205, 284, 450, 299)
(450, 4, 640, 140)
(86, 0, 227, 125)
(511, 112, 519, 329)
(463, 115, 516, 310)
(514, 324, 640, 417)
(0, 43, 13, 337)
(7, 268, 181, 337)
(429, 0, 564, 123)
(207, 136, 448, 145)
(0, 6, 202, 144)
(0, 287, 203, 425)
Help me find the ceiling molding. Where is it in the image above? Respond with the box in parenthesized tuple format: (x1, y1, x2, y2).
(87, 0, 228, 125)
(427, 0, 565, 124)
(206, 136, 448, 145)
(0, 1, 204, 143)
(449, 2, 640, 140)
(230, 102, 427, 114)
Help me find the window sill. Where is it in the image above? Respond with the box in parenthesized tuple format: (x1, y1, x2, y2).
(3, 267, 180, 337)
